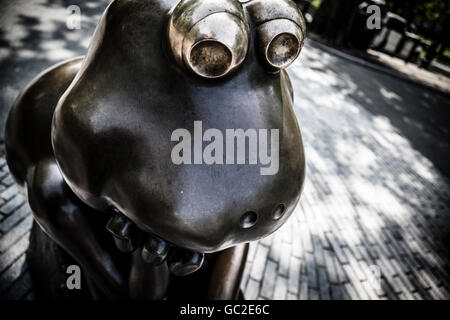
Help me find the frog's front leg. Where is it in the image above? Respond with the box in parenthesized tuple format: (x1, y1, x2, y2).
(26, 158, 128, 299)
(128, 250, 170, 299)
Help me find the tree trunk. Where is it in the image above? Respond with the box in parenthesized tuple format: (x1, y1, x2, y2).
(310, 0, 362, 46)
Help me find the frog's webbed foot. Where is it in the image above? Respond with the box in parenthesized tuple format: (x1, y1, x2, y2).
(106, 210, 205, 277)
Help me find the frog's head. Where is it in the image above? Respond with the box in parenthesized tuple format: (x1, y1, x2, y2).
(52, 0, 306, 259)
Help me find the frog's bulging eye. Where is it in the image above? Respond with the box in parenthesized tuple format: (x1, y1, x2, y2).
(257, 19, 304, 70)
(245, 0, 306, 71)
(168, 0, 249, 79)
(183, 13, 249, 78)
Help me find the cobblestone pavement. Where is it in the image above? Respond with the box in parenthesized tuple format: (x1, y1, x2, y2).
(0, 150, 33, 300)
(1, 1, 450, 301)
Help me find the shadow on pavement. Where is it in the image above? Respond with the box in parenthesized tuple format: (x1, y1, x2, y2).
(0, 0, 110, 140)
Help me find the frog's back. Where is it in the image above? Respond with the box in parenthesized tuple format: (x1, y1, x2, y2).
(5, 57, 83, 186)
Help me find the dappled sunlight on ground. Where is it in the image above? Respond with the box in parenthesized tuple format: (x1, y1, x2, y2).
(0, 0, 110, 138)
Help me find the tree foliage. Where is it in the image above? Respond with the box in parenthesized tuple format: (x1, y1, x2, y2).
(309, 0, 361, 46)
(310, 0, 449, 44)
(386, 0, 449, 25)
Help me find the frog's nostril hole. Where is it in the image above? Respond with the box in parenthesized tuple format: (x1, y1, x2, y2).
(189, 40, 233, 78)
(273, 204, 286, 220)
(267, 33, 300, 68)
(240, 211, 258, 229)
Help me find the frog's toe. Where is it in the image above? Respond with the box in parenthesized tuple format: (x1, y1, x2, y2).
(168, 249, 205, 277)
(106, 210, 141, 253)
(141, 236, 170, 266)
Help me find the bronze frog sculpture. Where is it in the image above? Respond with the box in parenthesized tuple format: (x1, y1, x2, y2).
(5, 0, 306, 299)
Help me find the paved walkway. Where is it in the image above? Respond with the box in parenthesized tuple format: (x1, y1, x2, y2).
(366, 49, 450, 95)
(1, 1, 450, 301)
(0, 150, 33, 300)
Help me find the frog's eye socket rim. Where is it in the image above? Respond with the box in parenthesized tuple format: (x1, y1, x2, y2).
(257, 19, 304, 71)
(267, 32, 301, 69)
(187, 40, 234, 79)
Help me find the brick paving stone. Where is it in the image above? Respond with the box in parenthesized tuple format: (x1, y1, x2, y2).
(244, 278, 260, 300)
(0, 215, 33, 252)
(343, 247, 367, 282)
(0, 204, 31, 234)
(278, 242, 291, 277)
(330, 284, 346, 300)
(259, 233, 273, 248)
(282, 221, 293, 244)
(260, 260, 278, 299)
(273, 276, 288, 300)
(381, 278, 398, 300)
(317, 267, 331, 300)
(286, 293, 298, 300)
(298, 276, 308, 300)
(0, 194, 25, 216)
(342, 264, 370, 300)
(247, 242, 257, 263)
(251, 245, 270, 282)
(1, 175, 14, 187)
(0, 254, 27, 293)
(333, 252, 349, 283)
(299, 223, 313, 254)
(0, 232, 30, 274)
(361, 280, 380, 300)
(0, 185, 20, 201)
(268, 233, 282, 263)
(305, 252, 318, 289)
(344, 282, 361, 300)
(413, 292, 423, 300)
(309, 287, 320, 300)
(312, 235, 326, 267)
(291, 224, 303, 259)
(287, 256, 301, 295)
(326, 233, 348, 265)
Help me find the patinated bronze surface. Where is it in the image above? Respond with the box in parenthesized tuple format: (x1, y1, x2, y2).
(5, 0, 306, 299)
